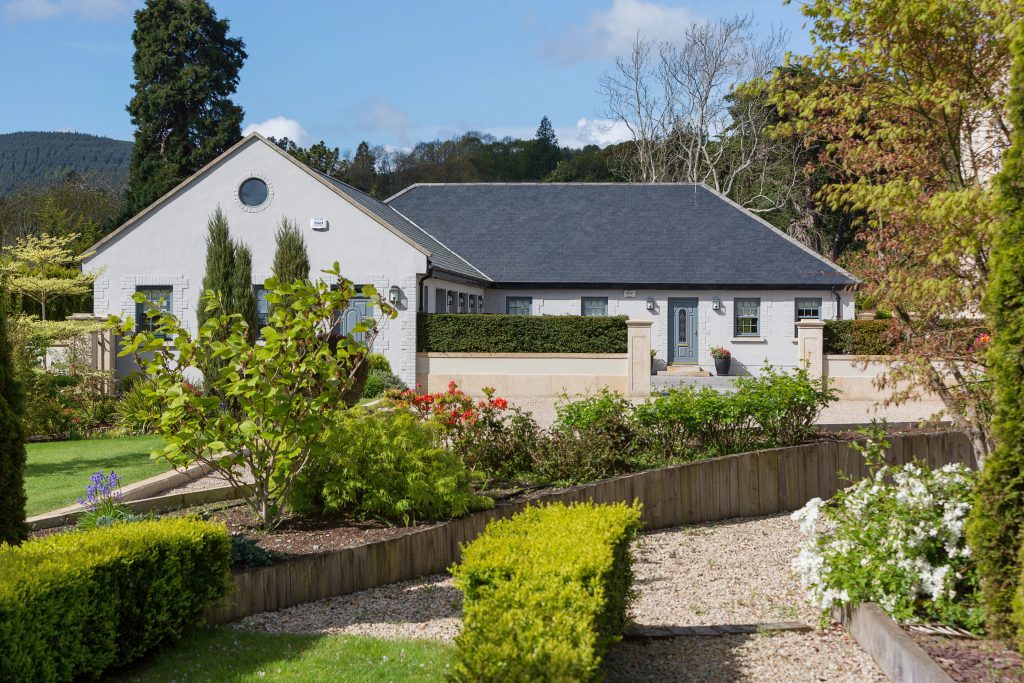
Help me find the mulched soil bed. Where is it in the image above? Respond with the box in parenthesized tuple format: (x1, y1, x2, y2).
(905, 628, 1024, 683)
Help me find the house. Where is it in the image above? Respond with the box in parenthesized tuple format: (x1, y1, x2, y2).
(83, 133, 857, 387)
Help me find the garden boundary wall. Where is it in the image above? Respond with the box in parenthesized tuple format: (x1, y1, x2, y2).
(206, 430, 973, 624)
(797, 321, 940, 402)
(415, 319, 653, 397)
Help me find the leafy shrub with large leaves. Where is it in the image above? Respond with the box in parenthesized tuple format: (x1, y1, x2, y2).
(292, 408, 492, 524)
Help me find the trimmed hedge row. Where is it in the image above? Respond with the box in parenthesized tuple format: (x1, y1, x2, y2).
(451, 501, 643, 682)
(417, 313, 629, 353)
(0, 518, 232, 682)
(823, 319, 896, 355)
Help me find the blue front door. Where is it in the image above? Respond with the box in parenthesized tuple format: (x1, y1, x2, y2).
(668, 298, 698, 364)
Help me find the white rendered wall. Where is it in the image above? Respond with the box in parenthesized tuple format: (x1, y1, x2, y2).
(420, 277, 486, 313)
(483, 288, 855, 375)
(84, 137, 427, 386)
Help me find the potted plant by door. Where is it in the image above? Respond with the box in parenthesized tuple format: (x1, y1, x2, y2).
(711, 346, 731, 376)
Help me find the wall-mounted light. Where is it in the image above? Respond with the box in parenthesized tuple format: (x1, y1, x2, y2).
(646, 297, 656, 312)
(389, 285, 401, 304)
(711, 297, 722, 312)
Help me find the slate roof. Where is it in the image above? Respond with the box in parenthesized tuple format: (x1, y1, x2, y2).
(385, 183, 857, 289)
(319, 174, 487, 281)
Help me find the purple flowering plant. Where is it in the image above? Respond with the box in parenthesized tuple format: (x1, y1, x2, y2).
(77, 470, 123, 511)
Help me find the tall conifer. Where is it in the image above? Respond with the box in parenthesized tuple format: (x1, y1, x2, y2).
(272, 218, 311, 283)
(123, 0, 246, 217)
(0, 299, 28, 545)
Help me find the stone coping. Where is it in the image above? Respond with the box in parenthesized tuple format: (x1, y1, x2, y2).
(835, 603, 955, 683)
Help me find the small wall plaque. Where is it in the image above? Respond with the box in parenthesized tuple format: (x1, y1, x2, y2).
(310, 217, 329, 231)
(623, 290, 636, 298)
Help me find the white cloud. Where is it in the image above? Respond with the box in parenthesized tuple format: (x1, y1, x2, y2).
(351, 98, 413, 144)
(243, 116, 310, 146)
(559, 118, 634, 148)
(545, 0, 698, 63)
(2, 0, 136, 21)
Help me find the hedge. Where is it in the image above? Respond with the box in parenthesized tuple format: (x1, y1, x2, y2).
(417, 313, 628, 353)
(969, 26, 1024, 643)
(0, 518, 232, 682)
(823, 319, 896, 355)
(451, 501, 642, 682)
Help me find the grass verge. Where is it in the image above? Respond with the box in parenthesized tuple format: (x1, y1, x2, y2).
(113, 627, 453, 682)
(25, 435, 167, 516)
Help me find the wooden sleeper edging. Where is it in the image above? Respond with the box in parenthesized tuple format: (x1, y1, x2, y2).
(835, 603, 955, 683)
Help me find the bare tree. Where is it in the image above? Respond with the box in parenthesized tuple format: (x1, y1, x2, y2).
(601, 16, 799, 213)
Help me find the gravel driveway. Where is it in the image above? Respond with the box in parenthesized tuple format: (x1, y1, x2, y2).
(236, 514, 884, 681)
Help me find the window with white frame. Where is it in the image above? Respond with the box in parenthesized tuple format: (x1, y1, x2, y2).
(794, 297, 822, 336)
(506, 296, 532, 315)
(734, 298, 760, 337)
(135, 286, 173, 335)
(581, 296, 608, 317)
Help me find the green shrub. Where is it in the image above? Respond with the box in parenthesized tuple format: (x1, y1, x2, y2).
(367, 353, 392, 372)
(230, 533, 279, 568)
(361, 367, 408, 399)
(634, 366, 835, 458)
(0, 300, 27, 545)
(969, 26, 1024, 643)
(451, 502, 642, 682)
(536, 390, 660, 484)
(823, 319, 896, 355)
(0, 517, 231, 682)
(115, 382, 155, 433)
(793, 428, 982, 631)
(417, 313, 628, 353)
(292, 409, 492, 524)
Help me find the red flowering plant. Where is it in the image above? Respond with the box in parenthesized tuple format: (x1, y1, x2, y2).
(387, 382, 540, 479)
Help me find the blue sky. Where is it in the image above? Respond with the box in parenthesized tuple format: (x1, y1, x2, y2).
(0, 0, 813, 151)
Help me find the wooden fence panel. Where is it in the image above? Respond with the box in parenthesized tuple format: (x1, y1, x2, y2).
(206, 430, 973, 625)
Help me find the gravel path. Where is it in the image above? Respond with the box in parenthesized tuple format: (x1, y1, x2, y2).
(235, 514, 885, 681)
(604, 514, 886, 682)
(236, 574, 461, 642)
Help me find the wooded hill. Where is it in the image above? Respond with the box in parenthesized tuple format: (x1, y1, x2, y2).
(0, 132, 132, 196)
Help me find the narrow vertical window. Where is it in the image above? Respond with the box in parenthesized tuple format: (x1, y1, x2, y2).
(419, 283, 428, 313)
(458, 292, 467, 313)
(254, 285, 269, 332)
(734, 298, 760, 337)
(469, 294, 477, 313)
(435, 289, 446, 314)
(581, 296, 608, 317)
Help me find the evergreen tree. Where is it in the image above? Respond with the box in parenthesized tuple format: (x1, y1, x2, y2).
(529, 116, 560, 178)
(231, 242, 257, 343)
(349, 142, 377, 193)
(0, 299, 28, 545)
(198, 208, 235, 328)
(122, 0, 246, 218)
(967, 27, 1024, 640)
(272, 218, 311, 283)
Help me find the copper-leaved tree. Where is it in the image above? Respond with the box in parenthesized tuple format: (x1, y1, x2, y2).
(766, 0, 1022, 463)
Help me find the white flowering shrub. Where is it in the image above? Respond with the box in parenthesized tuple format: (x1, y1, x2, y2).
(792, 427, 983, 631)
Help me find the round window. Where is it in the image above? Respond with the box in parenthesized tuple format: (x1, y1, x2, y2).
(238, 177, 269, 207)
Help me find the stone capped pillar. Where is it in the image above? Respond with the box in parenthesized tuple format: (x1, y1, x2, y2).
(626, 319, 654, 397)
(796, 319, 826, 378)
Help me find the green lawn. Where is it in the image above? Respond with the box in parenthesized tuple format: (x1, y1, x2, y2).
(113, 627, 452, 682)
(24, 435, 168, 516)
